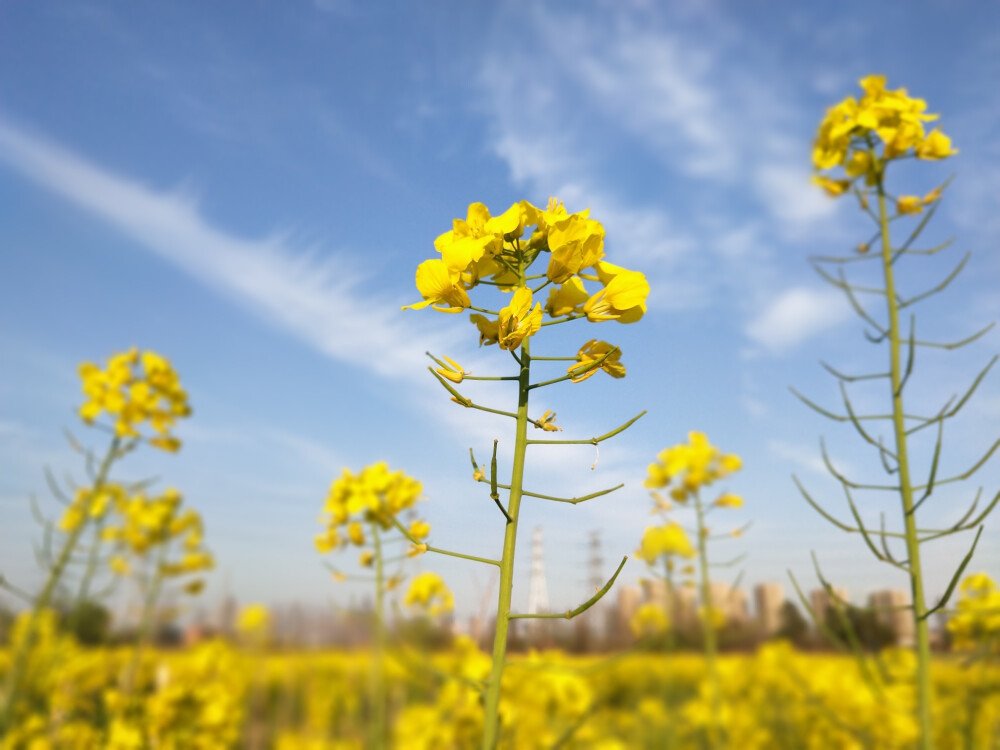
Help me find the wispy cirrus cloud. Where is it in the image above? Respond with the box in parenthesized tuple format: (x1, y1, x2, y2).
(478, 3, 840, 318)
(0, 116, 443, 381)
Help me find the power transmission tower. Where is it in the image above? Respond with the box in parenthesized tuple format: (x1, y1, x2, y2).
(527, 526, 549, 616)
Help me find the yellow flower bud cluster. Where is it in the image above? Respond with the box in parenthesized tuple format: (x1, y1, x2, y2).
(630, 601, 670, 639)
(105, 641, 246, 747)
(101, 487, 213, 582)
(78, 348, 191, 452)
(403, 199, 649, 375)
(947, 573, 1000, 653)
(812, 74, 956, 198)
(404, 571, 454, 616)
(644, 431, 743, 503)
(315, 462, 427, 555)
(58, 483, 128, 533)
(236, 603, 271, 639)
(635, 521, 696, 564)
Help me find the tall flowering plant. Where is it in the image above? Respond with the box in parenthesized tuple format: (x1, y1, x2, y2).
(401, 198, 648, 748)
(315, 462, 441, 749)
(795, 75, 998, 748)
(642, 432, 745, 749)
(0, 348, 192, 733)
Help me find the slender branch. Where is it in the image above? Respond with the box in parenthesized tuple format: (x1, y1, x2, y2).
(510, 556, 627, 619)
(912, 321, 995, 349)
(478, 478, 625, 505)
(921, 526, 983, 621)
(897, 252, 970, 309)
(910, 420, 943, 514)
(388, 516, 500, 568)
(841, 486, 887, 563)
(912, 437, 1000, 490)
(526, 411, 645, 445)
(820, 361, 890, 382)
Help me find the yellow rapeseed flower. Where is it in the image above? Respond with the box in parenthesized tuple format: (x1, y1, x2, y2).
(497, 286, 542, 350)
(583, 263, 649, 323)
(534, 410, 563, 432)
(544, 277, 590, 317)
(635, 521, 696, 563)
(404, 572, 454, 616)
(631, 602, 669, 638)
(545, 211, 605, 284)
(567, 339, 625, 383)
(78, 347, 191, 451)
(402, 258, 471, 313)
(434, 356, 466, 383)
(897, 195, 924, 215)
(469, 313, 500, 347)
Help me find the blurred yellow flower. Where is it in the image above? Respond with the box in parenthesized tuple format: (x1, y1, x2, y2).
(405, 572, 454, 616)
(897, 195, 924, 215)
(631, 602, 669, 638)
(812, 74, 956, 198)
(636, 521, 696, 563)
(645, 431, 742, 495)
(534, 410, 562, 432)
(409, 519, 431, 539)
(78, 348, 191, 451)
(237, 604, 271, 638)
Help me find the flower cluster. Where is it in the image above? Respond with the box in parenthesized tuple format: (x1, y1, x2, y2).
(404, 571, 454, 617)
(635, 520, 696, 565)
(645, 431, 743, 503)
(403, 198, 649, 380)
(947, 573, 1000, 653)
(58, 483, 128, 533)
(101, 487, 213, 587)
(78, 348, 191, 452)
(315, 463, 428, 563)
(812, 74, 957, 199)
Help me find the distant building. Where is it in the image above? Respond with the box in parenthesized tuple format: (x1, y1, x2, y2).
(810, 586, 850, 624)
(707, 581, 748, 625)
(609, 584, 640, 644)
(640, 579, 697, 629)
(754, 583, 785, 636)
(869, 589, 913, 646)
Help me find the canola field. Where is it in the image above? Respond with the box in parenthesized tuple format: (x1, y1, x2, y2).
(2, 625, 999, 749)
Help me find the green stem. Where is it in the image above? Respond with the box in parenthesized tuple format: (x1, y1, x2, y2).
(67, 517, 108, 638)
(877, 179, 934, 748)
(694, 489, 721, 750)
(123, 534, 169, 703)
(370, 522, 388, 750)
(663, 558, 677, 655)
(481, 287, 531, 750)
(0, 436, 120, 731)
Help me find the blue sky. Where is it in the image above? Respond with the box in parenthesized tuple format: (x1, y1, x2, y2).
(2, 0, 998, 625)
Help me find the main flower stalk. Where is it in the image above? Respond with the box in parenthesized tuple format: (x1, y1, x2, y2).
(482, 294, 531, 750)
(876, 178, 933, 747)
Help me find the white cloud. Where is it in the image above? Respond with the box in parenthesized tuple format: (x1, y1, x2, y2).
(0, 117, 446, 382)
(753, 164, 837, 230)
(744, 286, 850, 353)
(768, 439, 829, 476)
